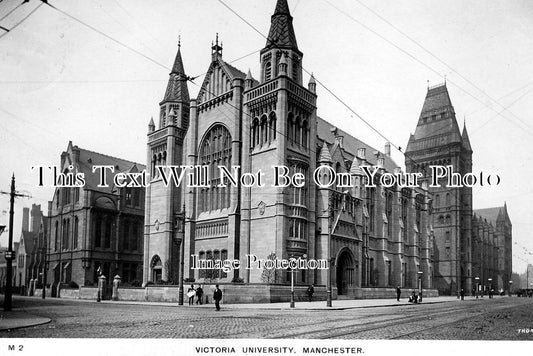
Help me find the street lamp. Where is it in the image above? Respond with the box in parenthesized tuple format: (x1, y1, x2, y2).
(488, 278, 492, 299)
(509, 280, 513, 296)
(417, 271, 423, 302)
(290, 254, 307, 309)
(475, 277, 479, 299)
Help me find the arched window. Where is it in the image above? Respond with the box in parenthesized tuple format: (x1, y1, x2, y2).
(294, 117, 301, 146)
(73, 216, 78, 250)
(445, 193, 451, 206)
(200, 124, 232, 213)
(251, 118, 259, 148)
(260, 115, 268, 146)
(287, 113, 294, 144)
(151, 255, 162, 282)
(302, 120, 308, 148)
(269, 112, 277, 143)
(54, 221, 59, 251)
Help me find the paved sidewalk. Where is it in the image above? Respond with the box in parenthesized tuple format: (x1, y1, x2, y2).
(0, 311, 51, 331)
(0, 294, 483, 331)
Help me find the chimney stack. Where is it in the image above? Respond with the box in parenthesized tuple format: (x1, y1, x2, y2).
(22, 207, 29, 232)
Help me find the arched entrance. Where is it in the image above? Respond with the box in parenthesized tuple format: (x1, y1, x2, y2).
(151, 255, 162, 283)
(336, 249, 355, 295)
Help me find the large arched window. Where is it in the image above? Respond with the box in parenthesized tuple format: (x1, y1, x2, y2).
(199, 124, 232, 213)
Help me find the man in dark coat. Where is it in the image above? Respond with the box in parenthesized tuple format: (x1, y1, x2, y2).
(213, 284, 222, 311)
(396, 286, 401, 301)
(196, 285, 204, 305)
(306, 284, 314, 302)
(460, 289, 465, 300)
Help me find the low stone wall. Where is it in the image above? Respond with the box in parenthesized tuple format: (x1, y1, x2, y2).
(60, 288, 80, 299)
(354, 287, 439, 299)
(47, 284, 438, 303)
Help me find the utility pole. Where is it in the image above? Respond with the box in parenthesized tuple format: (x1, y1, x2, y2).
(1, 174, 31, 311)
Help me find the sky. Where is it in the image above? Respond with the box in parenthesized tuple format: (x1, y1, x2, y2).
(0, 0, 532, 274)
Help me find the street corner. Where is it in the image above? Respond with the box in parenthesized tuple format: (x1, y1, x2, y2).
(0, 310, 51, 332)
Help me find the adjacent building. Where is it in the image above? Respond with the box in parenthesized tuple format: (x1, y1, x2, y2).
(46, 142, 145, 295)
(405, 83, 512, 295)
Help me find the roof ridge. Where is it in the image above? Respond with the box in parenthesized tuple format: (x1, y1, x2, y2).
(77, 146, 140, 167)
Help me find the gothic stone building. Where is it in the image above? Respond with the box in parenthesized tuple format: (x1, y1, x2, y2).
(472, 205, 512, 293)
(406, 83, 512, 295)
(143, 0, 434, 299)
(46, 142, 145, 294)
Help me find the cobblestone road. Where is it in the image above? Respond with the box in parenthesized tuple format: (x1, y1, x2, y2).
(2, 297, 533, 339)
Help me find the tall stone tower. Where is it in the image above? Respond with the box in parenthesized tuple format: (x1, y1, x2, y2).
(241, 0, 318, 284)
(405, 83, 473, 295)
(143, 42, 189, 285)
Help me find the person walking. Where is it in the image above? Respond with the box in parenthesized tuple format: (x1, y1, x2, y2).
(213, 284, 223, 311)
(196, 285, 204, 305)
(396, 286, 401, 302)
(306, 284, 314, 302)
(460, 288, 465, 300)
(187, 284, 195, 305)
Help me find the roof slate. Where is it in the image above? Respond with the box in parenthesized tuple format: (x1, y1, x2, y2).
(316, 116, 398, 172)
(265, 0, 299, 51)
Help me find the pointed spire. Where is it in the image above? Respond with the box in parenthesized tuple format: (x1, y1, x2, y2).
(274, 0, 290, 15)
(461, 119, 472, 152)
(265, 0, 299, 51)
(350, 158, 363, 176)
(171, 39, 185, 75)
(148, 116, 155, 132)
(308, 73, 316, 93)
(162, 41, 190, 104)
(245, 69, 254, 89)
(318, 142, 332, 164)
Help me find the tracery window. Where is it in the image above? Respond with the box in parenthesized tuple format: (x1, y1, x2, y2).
(199, 125, 232, 213)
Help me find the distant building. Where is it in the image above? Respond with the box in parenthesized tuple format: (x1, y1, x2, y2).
(46, 142, 145, 296)
(472, 205, 512, 292)
(16, 204, 44, 295)
(0, 243, 18, 291)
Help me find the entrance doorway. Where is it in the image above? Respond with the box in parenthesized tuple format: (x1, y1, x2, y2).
(336, 250, 355, 295)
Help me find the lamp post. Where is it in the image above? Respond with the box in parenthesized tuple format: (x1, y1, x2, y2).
(417, 271, 423, 302)
(509, 280, 513, 296)
(290, 254, 307, 308)
(475, 277, 479, 299)
(488, 278, 492, 299)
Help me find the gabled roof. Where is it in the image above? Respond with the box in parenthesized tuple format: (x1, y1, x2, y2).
(406, 83, 462, 152)
(64, 142, 145, 194)
(19, 231, 37, 254)
(474, 205, 511, 226)
(264, 0, 299, 52)
(197, 59, 259, 102)
(316, 116, 398, 172)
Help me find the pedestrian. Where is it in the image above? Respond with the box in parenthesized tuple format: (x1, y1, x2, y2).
(396, 286, 401, 301)
(460, 288, 465, 300)
(196, 285, 204, 305)
(213, 284, 223, 311)
(306, 284, 314, 302)
(187, 284, 195, 305)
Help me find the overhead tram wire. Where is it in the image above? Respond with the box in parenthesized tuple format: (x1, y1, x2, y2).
(214, 0, 475, 210)
(0, 0, 28, 23)
(0, 1, 42, 40)
(353, 0, 533, 134)
(321, 0, 533, 137)
(41, 1, 170, 72)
